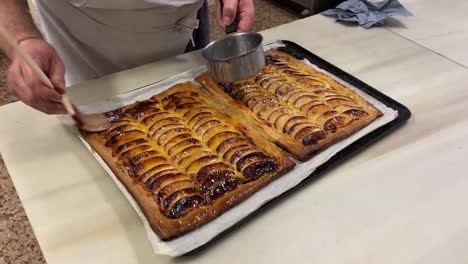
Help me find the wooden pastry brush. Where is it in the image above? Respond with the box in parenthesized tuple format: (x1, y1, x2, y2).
(0, 26, 110, 132)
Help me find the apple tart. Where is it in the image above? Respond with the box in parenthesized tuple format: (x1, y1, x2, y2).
(197, 50, 383, 161)
(81, 82, 295, 240)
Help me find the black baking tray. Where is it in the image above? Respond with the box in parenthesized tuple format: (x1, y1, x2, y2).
(182, 40, 411, 256)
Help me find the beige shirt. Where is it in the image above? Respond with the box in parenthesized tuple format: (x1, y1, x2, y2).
(35, 0, 205, 86)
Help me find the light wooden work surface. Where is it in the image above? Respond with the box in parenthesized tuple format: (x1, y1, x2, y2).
(1, 14, 468, 263)
(393, 0, 468, 68)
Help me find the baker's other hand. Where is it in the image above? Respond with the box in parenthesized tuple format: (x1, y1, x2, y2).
(7, 38, 66, 114)
(217, 0, 255, 32)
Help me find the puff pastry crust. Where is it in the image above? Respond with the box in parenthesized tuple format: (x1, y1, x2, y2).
(81, 82, 295, 240)
(197, 50, 383, 161)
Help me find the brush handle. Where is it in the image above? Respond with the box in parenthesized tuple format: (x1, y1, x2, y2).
(61, 95, 76, 116)
(0, 25, 75, 115)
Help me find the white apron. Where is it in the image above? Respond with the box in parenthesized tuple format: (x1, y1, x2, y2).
(35, 0, 205, 86)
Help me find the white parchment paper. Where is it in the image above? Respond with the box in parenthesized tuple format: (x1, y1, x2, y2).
(75, 41, 398, 256)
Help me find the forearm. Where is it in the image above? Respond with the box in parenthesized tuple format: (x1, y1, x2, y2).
(0, 0, 42, 59)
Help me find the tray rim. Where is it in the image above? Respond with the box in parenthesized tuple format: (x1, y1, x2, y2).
(182, 40, 412, 256)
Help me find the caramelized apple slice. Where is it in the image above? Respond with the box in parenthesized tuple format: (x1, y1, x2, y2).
(140, 164, 178, 182)
(251, 98, 277, 115)
(167, 194, 206, 218)
(248, 97, 279, 111)
(103, 124, 137, 140)
(281, 87, 305, 103)
(343, 109, 369, 117)
(201, 124, 231, 141)
(105, 130, 146, 148)
(147, 173, 191, 193)
(201, 171, 236, 191)
(156, 127, 192, 146)
(228, 147, 259, 165)
(172, 145, 204, 162)
(161, 91, 198, 104)
(185, 154, 220, 174)
(122, 145, 152, 158)
(264, 79, 288, 94)
(282, 116, 309, 134)
(245, 94, 274, 109)
(216, 137, 249, 156)
(124, 101, 160, 119)
(149, 120, 183, 137)
(231, 86, 258, 100)
(305, 104, 330, 118)
(195, 119, 222, 135)
(161, 187, 201, 210)
(209, 178, 242, 200)
(317, 110, 339, 124)
(167, 138, 201, 156)
(130, 150, 160, 164)
(142, 111, 172, 126)
(235, 152, 272, 171)
(162, 133, 192, 149)
(284, 122, 310, 136)
(275, 83, 298, 97)
(242, 160, 278, 180)
(324, 116, 355, 133)
(266, 107, 289, 124)
(326, 97, 356, 107)
(106, 113, 133, 123)
(206, 131, 240, 149)
(131, 156, 168, 176)
(191, 115, 218, 131)
(273, 113, 292, 131)
(240, 91, 267, 106)
(165, 97, 203, 112)
(293, 94, 321, 109)
(177, 150, 215, 168)
(222, 144, 251, 162)
(295, 128, 327, 145)
(187, 111, 212, 128)
(296, 77, 327, 88)
(194, 162, 232, 184)
(157, 180, 197, 207)
(116, 138, 147, 155)
(164, 96, 196, 108)
(259, 77, 287, 90)
(255, 72, 280, 83)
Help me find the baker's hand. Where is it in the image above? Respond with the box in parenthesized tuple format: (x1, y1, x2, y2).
(217, 0, 255, 32)
(7, 38, 66, 114)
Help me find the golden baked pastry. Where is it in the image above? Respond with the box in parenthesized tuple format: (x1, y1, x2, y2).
(197, 50, 383, 161)
(81, 82, 295, 240)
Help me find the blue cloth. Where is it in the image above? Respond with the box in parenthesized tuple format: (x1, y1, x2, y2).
(322, 0, 413, 28)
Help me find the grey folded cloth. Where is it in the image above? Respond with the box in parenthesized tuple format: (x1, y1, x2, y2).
(322, 0, 413, 28)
